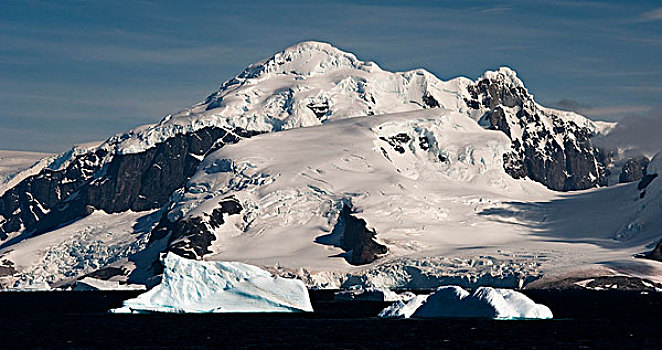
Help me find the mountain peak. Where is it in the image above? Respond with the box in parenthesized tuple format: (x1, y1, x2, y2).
(281, 41, 348, 55)
(480, 66, 526, 89)
(236, 41, 379, 80)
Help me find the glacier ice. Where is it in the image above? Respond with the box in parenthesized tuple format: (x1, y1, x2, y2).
(72, 277, 146, 291)
(379, 285, 552, 320)
(334, 286, 412, 302)
(111, 253, 313, 313)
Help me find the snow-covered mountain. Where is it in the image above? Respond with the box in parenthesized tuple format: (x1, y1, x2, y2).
(0, 41, 659, 290)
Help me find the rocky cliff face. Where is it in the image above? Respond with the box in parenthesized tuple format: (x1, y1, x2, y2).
(0, 126, 258, 240)
(0, 149, 107, 239)
(465, 68, 608, 191)
(619, 156, 649, 184)
(149, 197, 243, 259)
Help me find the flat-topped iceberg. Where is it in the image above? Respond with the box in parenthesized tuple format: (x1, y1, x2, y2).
(379, 286, 552, 320)
(111, 253, 313, 313)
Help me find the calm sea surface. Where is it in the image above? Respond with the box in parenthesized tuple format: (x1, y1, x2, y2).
(0, 289, 660, 349)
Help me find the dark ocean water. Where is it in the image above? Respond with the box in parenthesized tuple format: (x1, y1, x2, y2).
(0, 289, 660, 349)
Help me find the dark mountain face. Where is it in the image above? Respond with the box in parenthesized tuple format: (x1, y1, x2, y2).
(0, 127, 259, 241)
(465, 73, 609, 191)
(0, 149, 107, 240)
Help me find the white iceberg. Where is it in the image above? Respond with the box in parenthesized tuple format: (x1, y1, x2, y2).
(379, 286, 553, 320)
(378, 294, 429, 319)
(111, 253, 313, 313)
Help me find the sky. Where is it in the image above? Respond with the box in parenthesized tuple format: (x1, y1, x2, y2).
(1, 0, 661, 153)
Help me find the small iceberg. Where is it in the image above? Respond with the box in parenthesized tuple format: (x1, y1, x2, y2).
(379, 286, 552, 320)
(111, 253, 313, 313)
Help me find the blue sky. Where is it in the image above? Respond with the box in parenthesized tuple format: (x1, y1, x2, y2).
(1, 0, 661, 152)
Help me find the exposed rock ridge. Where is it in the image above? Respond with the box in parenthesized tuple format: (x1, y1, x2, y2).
(149, 196, 243, 259)
(0, 148, 107, 239)
(465, 68, 608, 191)
(0, 127, 258, 240)
(620, 156, 650, 184)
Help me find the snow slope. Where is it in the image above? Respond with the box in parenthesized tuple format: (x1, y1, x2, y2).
(103, 41, 477, 155)
(0, 209, 159, 290)
(169, 108, 546, 268)
(161, 107, 662, 289)
(0, 150, 52, 180)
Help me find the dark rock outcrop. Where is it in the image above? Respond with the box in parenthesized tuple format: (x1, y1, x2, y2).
(83, 266, 129, 280)
(0, 126, 258, 239)
(638, 173, 658, 191)
(637, 170, 658, 199)
(619, 157, 650, 184)
(644, 238, 662, 262)
(149, 197, 243, 259)
(466, 71, 608, 191)
(307, 103, 330, 119)
(334, 205, 387, 265)
(0, 259, 16, 277)
(0, 149, 107, 239)
(379, 133, 411, 154)
(422, 92, 440, 108)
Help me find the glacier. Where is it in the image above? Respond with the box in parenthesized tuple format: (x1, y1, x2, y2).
(72, 277, 146, 291)
(111, 253, 313, 313)
(334, 285, 413, 302)
(379, 285, 553, 320)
